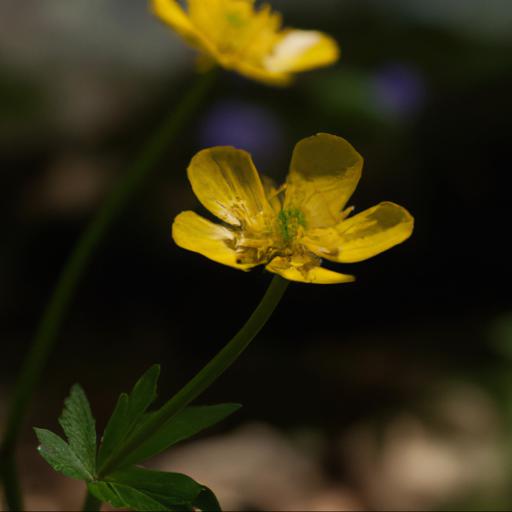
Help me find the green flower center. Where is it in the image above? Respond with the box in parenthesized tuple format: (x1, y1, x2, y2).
(277, 208, 306, 243)
(226, 12, 245, 27)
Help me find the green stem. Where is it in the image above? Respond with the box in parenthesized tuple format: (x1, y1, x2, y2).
(82, 490, 101, 512)
(0, 70, 217, 511)
(99, 275, 289, 477)
(0, 449, 22, 512)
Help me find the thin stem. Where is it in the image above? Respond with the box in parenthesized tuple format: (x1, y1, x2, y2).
(0, 70, 217, 511)
(0, 449, 22, 512)
(99, 275, 289, 477)
(82, 490, 102, 512)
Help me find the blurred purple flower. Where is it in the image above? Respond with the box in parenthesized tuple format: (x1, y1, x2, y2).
(372, 64, 427, 119)
(198, 100, 283, 165)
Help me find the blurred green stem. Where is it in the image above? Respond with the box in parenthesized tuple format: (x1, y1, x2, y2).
(98, 275, 289, 477)
(0, 69, 217, 511)
(0, 450, 22, 512)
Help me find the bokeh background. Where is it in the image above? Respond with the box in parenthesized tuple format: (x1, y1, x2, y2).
(1, 0, 512, 510)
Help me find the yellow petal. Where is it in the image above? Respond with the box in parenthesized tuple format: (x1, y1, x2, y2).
(232, 30, 338, 86)
(229, 61, 292, 86)
(186, 1, 287, 84)
(266, 256, 354, 285)
(172, 211, 255, 270)
(151, 0, 207, 50)
(187, 0, 275, 62)
(187, 146, 274, 231)
(264, 30, 339, 73)
(304, 202, 414, 263)
(284, 133, 363, 228)
(188, 0, 253, 45)
(261, 174, 283, 214)
(186, 0, 229, 52)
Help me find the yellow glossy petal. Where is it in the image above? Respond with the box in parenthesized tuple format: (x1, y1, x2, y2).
(266, 256, 355, 285)
(284, 133, 363, 229)
(229, 61, 292, 86)
(264, 30, 339, 73)
(151, 0, 208, 51)
(188, 0, 253, 46)
(231, 30, 339, 85)
(172, 211, 255, 270)
(261, 174, 283, 214)
(187, 146, 274, 231)
(187, 0, 279, 64)
(304, 201, 414, 263)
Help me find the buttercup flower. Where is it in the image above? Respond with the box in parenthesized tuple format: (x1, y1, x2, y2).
(172, 133, 414, 284)
(151, 0, 339, 85)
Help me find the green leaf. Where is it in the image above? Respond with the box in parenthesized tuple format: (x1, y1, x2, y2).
(121, 403, 241, 468)
(88, 466, 206, 511)
(88, 481, 169, 511)
(34, 428, 93, 481)
(109, 467, 203, 503)
(107, 484, 169, 511)
(58, 384, 96, 477)
(98, 365, 160, 467)
(193, 487, 222, 512)
(87, 481, 126, 508)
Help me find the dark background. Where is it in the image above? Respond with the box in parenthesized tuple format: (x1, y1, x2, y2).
(1, 0, 512, 509)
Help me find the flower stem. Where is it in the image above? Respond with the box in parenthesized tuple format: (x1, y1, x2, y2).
(0, 449, 22, 512)
(0, 70, 217, 511)
(98, 275, 289, 477)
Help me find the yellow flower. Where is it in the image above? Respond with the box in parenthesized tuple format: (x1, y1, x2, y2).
(172, 133, 414, 284)
(151, 0, 339, 85)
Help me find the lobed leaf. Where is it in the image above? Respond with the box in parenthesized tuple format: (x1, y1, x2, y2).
(58, 384, 96, 477)
(120, 403, 241, 468)
(109, 466, 203, 503)
(88, 466, 211, 511)
(34, 428, 93, 481)
(87, 481, 126, 508)
(193, 487, 222, 512)
(98, 365, 160, 467)
(88, 481, 168, 511)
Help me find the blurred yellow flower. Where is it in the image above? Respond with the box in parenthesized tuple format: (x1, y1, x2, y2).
(172, 133, 414, 284)
(151, 0, 339, 85)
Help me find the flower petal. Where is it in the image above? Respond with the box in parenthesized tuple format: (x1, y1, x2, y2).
(229, 62, 293, 86)
(266, 256, 354, 284)
(151, 0, 205, 49)
(264, 30, 339, 74)
(187, 1, 289, 85)
(187, 146, 274, 230)
(188, 0, 253, 45)
(304, 202, 414, 263)
(172, 211, 255, 270)
(233, 31, 338, 86)
(284, 133, 363, 228)
(261, 174, 283, 214)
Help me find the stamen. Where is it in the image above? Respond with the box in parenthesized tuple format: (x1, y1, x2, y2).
(277, 208, 306, 242)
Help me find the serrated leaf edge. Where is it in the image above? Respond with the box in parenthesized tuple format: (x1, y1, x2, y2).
(34, 427, 94, 481)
